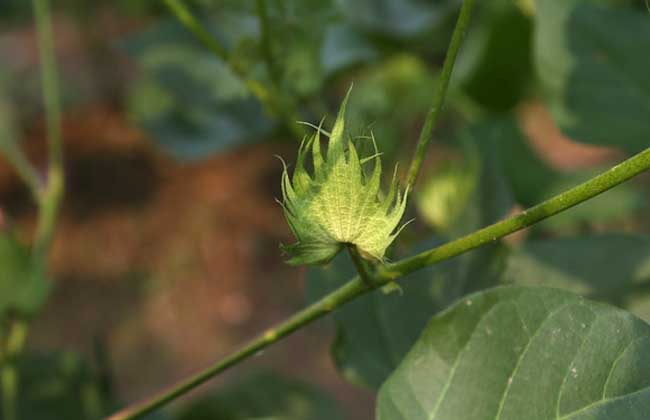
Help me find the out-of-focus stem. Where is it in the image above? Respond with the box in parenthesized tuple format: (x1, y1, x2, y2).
(32, 0, 65, 260)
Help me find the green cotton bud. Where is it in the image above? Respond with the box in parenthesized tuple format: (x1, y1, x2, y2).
(279, 87, 409, 266)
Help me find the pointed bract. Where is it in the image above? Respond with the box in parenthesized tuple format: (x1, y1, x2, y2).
(280, 88, 409, 266)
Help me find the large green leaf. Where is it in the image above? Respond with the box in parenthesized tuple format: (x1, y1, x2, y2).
(307, 242, 507, 389)
(377, 286, 650, 420)
(535, 0, 650, 152)
(176, 371, 344, 420)
(0, 232, 50, 319)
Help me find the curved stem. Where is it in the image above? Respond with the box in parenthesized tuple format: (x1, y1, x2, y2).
(32, 0, 65, 260)
(347, 244, 377, 289)
(107, 148, 650, 420)
(406, 0, 476, 188)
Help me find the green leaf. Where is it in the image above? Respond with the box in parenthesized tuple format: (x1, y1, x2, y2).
(176, 371, 344, 420)
(502, 235, 650, 315)
(281, 88, 408, 265)
(0, 231, 50, 319)
(124, 19, 273, 160)
(535, 0, 650, 153)
(377, 286, 650, 420)
(307, 242, 507, 389)
(0, 352, 110, 420)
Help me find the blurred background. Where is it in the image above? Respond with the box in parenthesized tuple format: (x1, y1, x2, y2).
(0, 0, 649, 419)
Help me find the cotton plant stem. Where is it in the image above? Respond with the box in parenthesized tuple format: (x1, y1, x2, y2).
(347, 244, 378, 289)
(32, 0, 65, 260)
(162, 0, 303, 138)
(107, 148, 650, 420)
(406, 0, 476, 188)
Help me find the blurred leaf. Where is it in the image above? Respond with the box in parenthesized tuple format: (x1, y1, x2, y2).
(321, 23, 379, 75)
(124, 18, 274, 160)
(462, 116, 643, 232)
(415, 158, 479, 232)
(334, 0, 457, 38)
(264, 0, 339, 98)
(415, 126, 515, 235)
(176, 371, 344, 420)
(0, 352, 109, 420)
(454, 0, 533, 111)
(307, 241, 507, 389)
(535, 0, 650, 153)
(0, 231, 50, 319)
(346, 55, 436, 159)
(378, 286, 650, 420)
(502, 235, 650, 315)
(470, 116, 559, 206)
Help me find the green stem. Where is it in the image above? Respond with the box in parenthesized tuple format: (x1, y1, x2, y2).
(107, 148, 650, 420)
(32, 0, 65, 260)
(346, 244, 376, 289)
(162, 0, 303, 138)
(406, 0, 476, 188)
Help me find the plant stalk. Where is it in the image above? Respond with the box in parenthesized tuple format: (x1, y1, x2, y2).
(346, 244, 377, 289)
(406, 0, 476, 188)
(107, 148, 650, 420)
(32, 0, 65, 260)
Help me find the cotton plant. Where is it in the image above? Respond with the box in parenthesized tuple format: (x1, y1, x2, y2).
(279, 89, 409, 266)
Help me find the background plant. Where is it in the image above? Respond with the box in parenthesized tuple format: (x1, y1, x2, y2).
(0, 0, 649, 419)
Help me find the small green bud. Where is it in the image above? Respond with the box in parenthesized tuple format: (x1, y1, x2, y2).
(280, 88, 409, 266)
